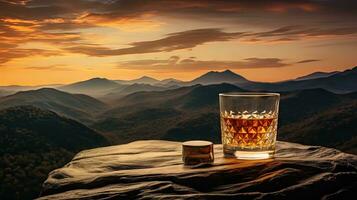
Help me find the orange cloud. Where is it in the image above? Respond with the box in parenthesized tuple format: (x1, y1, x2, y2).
(116, 56, 291, 71)
(25, 65, 74, 71)
(0, 18, 82, 64)
(0, 0, 356, 69)
(75, 13, 161, 32)
(65, 28, 244, 56)
(63, 26, 357, 57)
(267, 2, 319, 13)
(0, 48, 61, 65)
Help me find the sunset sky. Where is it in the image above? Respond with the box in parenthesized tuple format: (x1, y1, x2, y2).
(0, 0, 357, 85)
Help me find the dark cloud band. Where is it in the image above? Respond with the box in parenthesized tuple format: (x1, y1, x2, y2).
(64, 26, 357, 57)
(116, 56, 290, 71)
(65, 28, 244, 56)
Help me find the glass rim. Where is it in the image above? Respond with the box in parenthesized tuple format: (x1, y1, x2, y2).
(219, 92, 280, 97)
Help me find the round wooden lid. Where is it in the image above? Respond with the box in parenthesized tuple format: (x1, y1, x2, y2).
(182, 140, 214, 165)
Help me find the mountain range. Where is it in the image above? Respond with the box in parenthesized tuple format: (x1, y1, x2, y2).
(1, 66, 356, 99)
(59, 77, 179, 98)
(1, 66, 357, 200)
(1, 83, 355, 153)
(66, 66, 357, 98)
(242, 66, 357, 93)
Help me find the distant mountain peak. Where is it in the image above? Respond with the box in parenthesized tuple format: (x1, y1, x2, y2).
(126, 76, 160, 84)
(141, 75, 152, 79)
(190, 69, 248, 85)
(161, 78, 182, 82)
(59, 77, 120, 96)
(137, 76, 158, 81)
(222, 69, 235, 74)
(206, 69, 244, 77)
(88, 77, 110, 81)
(63, 77, 118, 87)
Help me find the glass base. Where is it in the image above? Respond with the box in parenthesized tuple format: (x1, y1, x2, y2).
(224, 145, 275, 160)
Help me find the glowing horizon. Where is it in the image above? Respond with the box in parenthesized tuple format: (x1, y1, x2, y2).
(1, 0, 356, 86)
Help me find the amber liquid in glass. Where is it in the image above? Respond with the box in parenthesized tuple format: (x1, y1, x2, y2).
(221, 112, 278, 159)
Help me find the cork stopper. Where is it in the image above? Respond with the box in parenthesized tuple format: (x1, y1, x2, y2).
(182, 140, 214, 165)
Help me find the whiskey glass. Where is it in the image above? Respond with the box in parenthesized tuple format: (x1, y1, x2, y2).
(219, 92, 280, 159)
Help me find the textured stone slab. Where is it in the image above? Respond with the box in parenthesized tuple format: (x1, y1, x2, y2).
(38, 140, 357, 200)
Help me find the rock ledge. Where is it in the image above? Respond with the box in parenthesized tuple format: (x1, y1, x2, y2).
(38, 140, 357, 200)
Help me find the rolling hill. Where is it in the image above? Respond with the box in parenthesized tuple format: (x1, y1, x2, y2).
(279, 88, 348, 125)
(93, 84, 357, 155)
(59, 78, 123, 97)
(115, 76, 160, 85)
(279, 101, 357, 154)
(0, 88, 107, 123)
(163, 88, 357, 145)
(105, 83, 243, 115)
(93, 84, 244, 143)
(154, 78, 184, 88)
(0, 90, 13, 97)
(159, 78, 183, 85)
(0, 85, 44, 93)
(0, 84, 62, 97)
(242, 66, 357, 93)
(160, 87, 356, 142)
(295, 71, 339, 81)
(0, 106, 108, 200)
(103, 83, 168, 101)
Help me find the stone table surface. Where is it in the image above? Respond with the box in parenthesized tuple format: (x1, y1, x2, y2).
(38, 140, 357, 200)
